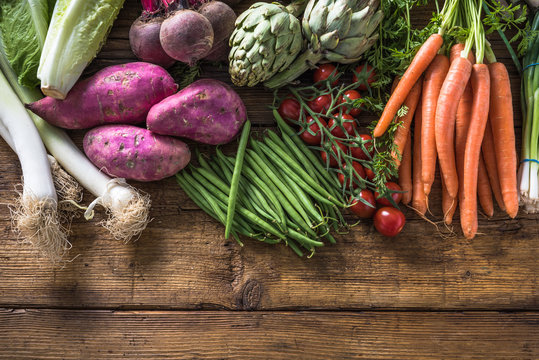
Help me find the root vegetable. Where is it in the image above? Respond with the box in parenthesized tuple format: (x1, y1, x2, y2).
(147, 79, 247, 145)
(84, 125, 191, 182)
(27, 62, 178, 129)
(130, 17, 176, 68)
(198, 1, 236, 57)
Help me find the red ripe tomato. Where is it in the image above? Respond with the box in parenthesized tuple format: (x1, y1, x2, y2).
(278, 97, 301, 125)
(328, 113, 357, 138)
(352, 64, 376, 91)
(374, 207, 406, 237)
(375, 182, 403, 207)
(338, 90, 362, 117)
(299, 116, 327, 145)
(350, 189, 376, 219)
(338, 161, 366, 189)
(320, 141, 347, 168)
(351, 134, 374, 160)
(313, 64, 339, 87)
(308, 94, 332, 114)
(365, 167, 375, 182)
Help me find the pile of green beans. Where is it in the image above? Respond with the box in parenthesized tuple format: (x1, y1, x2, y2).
(176, 116, 349, 257)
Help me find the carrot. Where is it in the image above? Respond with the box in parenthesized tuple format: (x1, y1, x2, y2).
(449, 43, 475, 64)
(477, 153, 494, 217)
(374, 34, 444, 137)
(412, 99, 427, 215)
(461, 64, 490, 240)
(435, 55, 473, 198)
(421, 54, 450, 196)
(441, 171, 457, 225)
(488, 62, 519, 218)
(455, 79, 473, 208)
(481, 121, 506, 211)
(399, 132, 413, 205)
(392, 79, 422, 166)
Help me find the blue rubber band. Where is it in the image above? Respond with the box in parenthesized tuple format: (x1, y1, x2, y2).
(521, 158, 539, 165)
(523, 62, 539, 71)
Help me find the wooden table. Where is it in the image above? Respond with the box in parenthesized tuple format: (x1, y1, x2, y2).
(0, 1, 538, 358)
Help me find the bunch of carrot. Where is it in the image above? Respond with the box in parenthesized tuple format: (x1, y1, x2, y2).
(374, 0, 518, 239)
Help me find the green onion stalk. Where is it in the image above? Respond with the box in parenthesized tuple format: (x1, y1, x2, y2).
(518, 11, 539, 213)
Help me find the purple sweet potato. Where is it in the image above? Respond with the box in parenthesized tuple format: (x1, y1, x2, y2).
(27, 62, 178, 129)
(83, 125, 191, 182)
(146, 79, 247, 145)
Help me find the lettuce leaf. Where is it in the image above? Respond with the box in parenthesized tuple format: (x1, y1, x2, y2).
(38, 0, 125, 99)
(0, 0, 55, 88)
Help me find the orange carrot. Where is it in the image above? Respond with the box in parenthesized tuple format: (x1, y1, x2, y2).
(449, 43, 475, 64)
(488, 62, 518, 218)
(421, 54, 450, 196)
(441, 171, 457, 225)
(461, 64, 490, 240)
(374, 34, 444, 137)
(455, 80, 473, 208)
(399, 132, 413, 205)
(478, 153, 494, 217)
(392, 79, 422, 166)
(481, 121, 506, 211)
(412, 99, 427, 215)
(435, 55, 473, 198)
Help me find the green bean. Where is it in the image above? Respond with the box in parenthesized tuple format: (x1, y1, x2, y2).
(278, 168, 324, 224)
(288, 229, 324, 248)
(190, 170, 286, 240)
(260, 138, 345, 207)
(223, 153, 285, 225)
(248, 144, 313, 227)
(244, 152, 314, 235)
(274, 109, 342, 189)
(286, 218, 318, 241)
(267, 130, 341, 199)
(286, 240, 304, 257)
(226, 120, 251, 238)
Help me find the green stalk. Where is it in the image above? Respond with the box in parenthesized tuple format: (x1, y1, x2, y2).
(264, 50, 324, 89)
(225, 120, 251, 239)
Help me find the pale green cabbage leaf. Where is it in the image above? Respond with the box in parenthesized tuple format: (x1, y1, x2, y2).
(38, 0, 125, 99)
(0, 0, 56, 88)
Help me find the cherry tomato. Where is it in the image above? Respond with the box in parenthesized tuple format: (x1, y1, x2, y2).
(308, 94, 332, 114)
(352, 64, 376, 91)
(365, 167, 375, 182)
(350, 134, 374, 160)
(278, 97, 301, 125)
(320, 141, 347, 168)
(328, 113, 357, 138)
(338, 161, 366, 188)
(313, 64, 339, 87)
(350, 189, 377, 219)
(299, 116, 327, 145)
(374, 207, 406, 237)
(375, 182, 403, 207)
(338, 90, 362, 117)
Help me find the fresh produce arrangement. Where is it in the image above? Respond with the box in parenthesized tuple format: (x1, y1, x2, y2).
(0, 0, 536, 263)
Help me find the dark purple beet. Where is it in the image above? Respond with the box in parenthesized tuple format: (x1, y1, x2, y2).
(129, 16, 176, 68)
(203, 40, 230, 62)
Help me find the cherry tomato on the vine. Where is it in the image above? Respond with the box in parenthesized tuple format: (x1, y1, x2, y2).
(350, 134, 374, 160)
(328, 113, 357, 138)
(320, 141, 347, 168)
(278, 97, 301, 125)
(365, 167, 376, 182)
(313, 64, 339, 87)
(375, 182, 403, 207)
(299, 116, 327, 145)
(374, 207, 406, 237)
(338, 90, 362, 117)
(352, 64, 376, 91)
(308, 94, 332, 114)
(350, 189, 376, 219)
(338, 161, 366, 189)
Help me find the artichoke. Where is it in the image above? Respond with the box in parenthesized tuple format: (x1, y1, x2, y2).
(264, 0, 382, 89)
(228, 2, 304, 87)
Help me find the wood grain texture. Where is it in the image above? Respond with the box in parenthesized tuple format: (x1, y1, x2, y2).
(0, 309, 537, 359)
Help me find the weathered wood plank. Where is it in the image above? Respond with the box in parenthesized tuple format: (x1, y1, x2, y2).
(0, 309, 537, 359)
